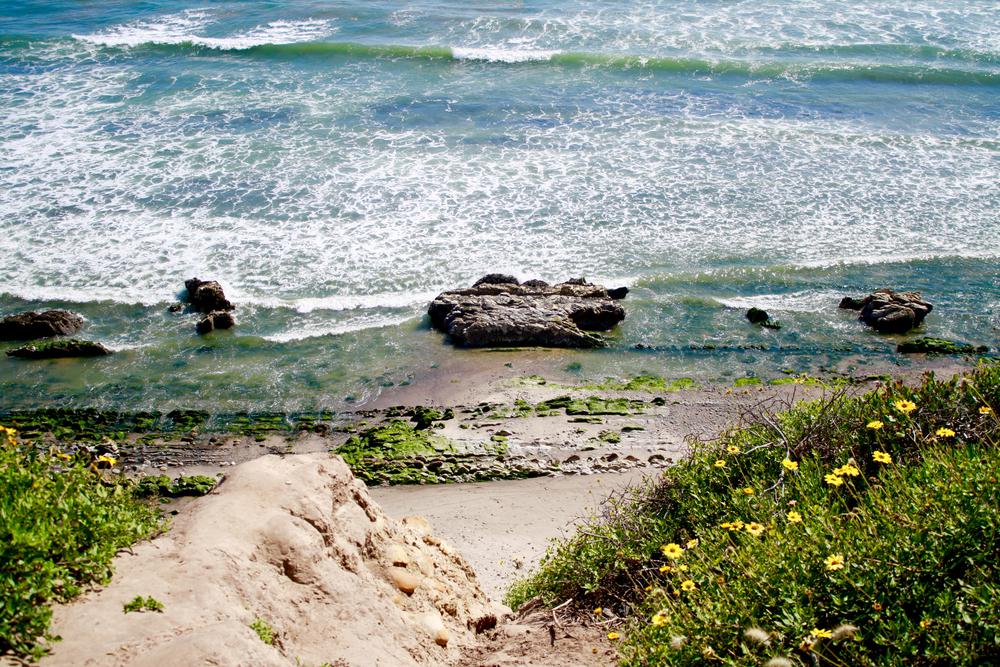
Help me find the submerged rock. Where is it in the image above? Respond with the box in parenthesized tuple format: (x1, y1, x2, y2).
(428, 276, 626, 348)
(841, 288, 933, 334)
(7, 338, 111, 359)
(0, 310, 83, 341)
(195, 311, 236, 335)
(745, 307, 781, 330)
(183, 278, 235, 314)
(897, 337, 986, 355)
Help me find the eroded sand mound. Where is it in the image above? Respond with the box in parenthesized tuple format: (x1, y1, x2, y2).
(43, 454, 502, 667)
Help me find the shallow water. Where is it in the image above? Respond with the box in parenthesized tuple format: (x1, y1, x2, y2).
(1, 1, 998, 410)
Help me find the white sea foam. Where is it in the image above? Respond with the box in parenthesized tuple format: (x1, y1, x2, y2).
(72, 10, 333, 50)
(452, 47, 560, 63)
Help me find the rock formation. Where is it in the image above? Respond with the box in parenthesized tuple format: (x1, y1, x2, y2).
(184, 278, 235, 313)
(184, 278, 236, 334)
(0, 310, 83, 340)
(43, 454, 505, 667)
(839, 288, 933, 334)
(7, 339, 111, 359)
(428, 275, 627, 348)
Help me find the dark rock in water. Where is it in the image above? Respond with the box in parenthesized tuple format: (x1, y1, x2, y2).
(746, 307, 782, 330)
(607, 286, 629, 300)
(168, 303, 183, 313)
(184, 278, 235, 314)
(0, 310, 83, 340)
(897, 337, 986, 355)
(849, 288, 933, 334)
(428, 276, 626, 348)
(195, 311, 236, 335)
(7, 338, 111, 359)
(563, 277, 590, 286)
(746, 307, 769, 324)
(839, 296, 864, 310)
(472, 274, 519, 288)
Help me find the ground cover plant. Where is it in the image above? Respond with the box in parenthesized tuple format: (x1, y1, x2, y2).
(508, 363, 1000, 666)
(0, 426, 161, 659)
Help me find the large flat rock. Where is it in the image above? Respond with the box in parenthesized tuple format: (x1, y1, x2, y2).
(428, 275, 626, 348)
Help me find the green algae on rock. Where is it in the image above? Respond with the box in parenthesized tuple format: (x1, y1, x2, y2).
(897, 337, 987, 355)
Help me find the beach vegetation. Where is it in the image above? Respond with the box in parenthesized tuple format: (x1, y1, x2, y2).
(507, 363, 1000, 666)
(0, 426, 161, 658)
(122, 596, 164, 614)
(250, 617, 276, 646)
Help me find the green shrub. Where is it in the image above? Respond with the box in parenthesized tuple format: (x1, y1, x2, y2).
(0, 427, 161, 658)
(250, 617, 276, 646)
(123, 595, 164, 613)
(508, 364, 1000, 666)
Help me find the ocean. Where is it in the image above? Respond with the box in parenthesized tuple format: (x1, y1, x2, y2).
(1, 0, 998, 411)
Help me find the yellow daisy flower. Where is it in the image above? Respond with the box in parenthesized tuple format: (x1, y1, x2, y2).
(935, 427, 956, 438)
(659, 565, 672, 573)
(825, 473, 844, 487)
(894, 399, 917, 414)
(980, 406, 993, 415)
(824, 554, 845, 571)
(651, 611, 668, 627)
(686, 538, 699, 549)
(727, 445, 740, 454)
(680, 580, 696, 592)
(873, 450, 892, 464)
(810, 628, 833, 639)
(607, 632, 621, 640)
(661, 543, 684, 559)
(787, 510, 802, 524)
(835, 464, 860, 477)
(593, 607, 603, 615)
(713, 459, 727, 468)
(781, 458, 799, 472)
(867, 420, 884, 430)
(745, 522, 765, 537)
(741, 487, 755, 495)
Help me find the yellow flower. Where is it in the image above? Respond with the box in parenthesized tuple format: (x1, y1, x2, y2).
(94, 454, 117, 468)
(867, 420, 884, 430)
(920, 620, 931, 629)
(894, 399, 917, 414)
(607, 632, 620, 640)
(935, 427, 956, 438)
(659, 565, 672, 573)
(686, 538, 699, 549)
(980, 406, 993, 415)
(727, 445, 740, 454)
(680, 580, 696, 592)
(661, 543, 684, 559)
(873, 450, 892, 464)
(810, 628, 833, 639)
(782, 459, 799, 472)
(824, 554, 845, 571)
(713, 459, 727, 468)
(677, 564, 689, 572)
(725, 520, 745, 531)
(593, 607, 602, 615)
(745, 522, 765, 537)
(742, 487, 755, 496)
(720, 522, 732, 529)
(835, 464, 860, 477)
(651, 611, 668, 627)
(825, 473, 844, 487)
(787, 511, 802, 524)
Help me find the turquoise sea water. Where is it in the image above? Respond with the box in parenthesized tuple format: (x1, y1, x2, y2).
(1, 1, 998, 410)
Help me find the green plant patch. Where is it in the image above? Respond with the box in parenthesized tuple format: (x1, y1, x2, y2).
(507, 364, 1000, 667)
(250, 617, 276, 646)
(135, 475, 217, 498)
(897, 337, 987, 355)
(733, 377, 762, 387)
(0, 428, 161, 658)
(123, 595, 164, 613)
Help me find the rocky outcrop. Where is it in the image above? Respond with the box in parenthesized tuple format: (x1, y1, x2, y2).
(746, 307, 781, 330)
(184, 278, 235, 314)
(195, 311, 236, 335)
(0, 310, 83, 341)
(184, 278, 236, 335)
(428, 276, 627, 348)
(897, 337, 987, 355)
(43, 454, 505, 667)
(840, 289, 933, 334)
(7, 338, 111, 359)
